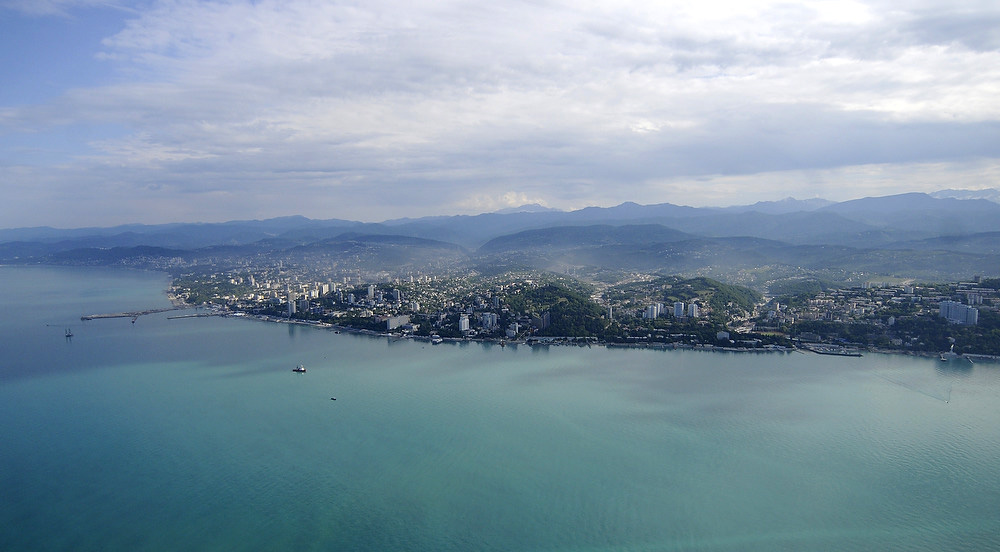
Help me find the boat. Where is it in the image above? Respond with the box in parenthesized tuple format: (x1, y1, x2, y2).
(292, 364, 306, 373)
(65, 328, 73, 338)
(430, 334, 443, 345)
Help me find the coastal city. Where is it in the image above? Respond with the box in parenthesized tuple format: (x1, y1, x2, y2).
(167, 262, 1000, 358)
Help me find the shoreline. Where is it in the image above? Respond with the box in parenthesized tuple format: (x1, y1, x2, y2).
(161, 299, 999, 362)
(210, 307, 1000, 360)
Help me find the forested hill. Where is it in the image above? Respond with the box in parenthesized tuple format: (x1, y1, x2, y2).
(503, 282, 608, 337)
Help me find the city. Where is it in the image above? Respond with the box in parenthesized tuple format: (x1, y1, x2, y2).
(168, 261, 1000, 357)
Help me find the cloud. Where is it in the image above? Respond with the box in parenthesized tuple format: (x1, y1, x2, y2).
(1, 0, 134, 17)
(1, 0, 999, 226)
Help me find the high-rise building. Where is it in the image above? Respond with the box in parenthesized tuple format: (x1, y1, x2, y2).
(688, 303, 699, 318)
(531, 311, 550, 330)
(673, 302, 685, 318)
(386, 315, 410, 331)
(459, 314, 470, 332)
(480, 312, 499, 330)
(939, 300, 979, 325)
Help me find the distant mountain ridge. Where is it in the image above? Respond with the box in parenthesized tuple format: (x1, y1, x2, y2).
(714, 197, 835, 214)
(5, 190, 998, 249)
(3, 190, 1000, 288)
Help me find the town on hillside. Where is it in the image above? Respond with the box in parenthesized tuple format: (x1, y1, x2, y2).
(169, 263, 1000, 358)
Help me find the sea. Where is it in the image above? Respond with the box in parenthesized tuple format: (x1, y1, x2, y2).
(2, 265, 1000, 551)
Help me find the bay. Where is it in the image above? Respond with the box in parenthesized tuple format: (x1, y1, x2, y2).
(2, 266, 999, 551)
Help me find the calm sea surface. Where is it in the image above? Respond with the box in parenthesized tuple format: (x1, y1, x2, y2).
(2, 266, 1000, 551)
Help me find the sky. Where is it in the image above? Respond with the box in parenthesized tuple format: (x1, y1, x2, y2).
(1, 0, 999, 228)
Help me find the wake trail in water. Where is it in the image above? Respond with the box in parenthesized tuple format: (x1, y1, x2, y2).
(874, 372, 952, 403)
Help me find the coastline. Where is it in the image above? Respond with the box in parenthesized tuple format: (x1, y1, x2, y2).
(209, 308, 801, 355)
(158, 297, 998, 362)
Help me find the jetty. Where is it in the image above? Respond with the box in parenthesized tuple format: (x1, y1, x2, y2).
(81, 307, 181, 321)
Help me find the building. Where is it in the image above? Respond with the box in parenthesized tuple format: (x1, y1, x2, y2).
(688, 303, 699, 318)
(480, 312, 499, 330)
(386, 315, 410, 331)
(644, 304, 660, 319)
(673, 302, 685, 318)
(939, 300, 979, 325)
(459, 314, 470, 332)
(531, 311, 551, 330)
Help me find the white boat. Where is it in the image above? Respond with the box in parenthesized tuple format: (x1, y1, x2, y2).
(430, 334, 443, 344)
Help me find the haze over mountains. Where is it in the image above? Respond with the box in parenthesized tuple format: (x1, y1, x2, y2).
(3, 190, 1000, 291)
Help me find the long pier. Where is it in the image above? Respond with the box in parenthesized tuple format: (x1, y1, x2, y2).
(81, 307, 181, 321)
(166, 313, 221, 319)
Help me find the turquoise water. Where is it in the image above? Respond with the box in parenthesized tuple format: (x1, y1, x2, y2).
(2, 266, 1000, 551)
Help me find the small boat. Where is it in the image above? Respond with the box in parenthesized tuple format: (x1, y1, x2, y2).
(430, 334, 443, 345)
(292, 364, 306, 373)
(65, 328, 73, 337)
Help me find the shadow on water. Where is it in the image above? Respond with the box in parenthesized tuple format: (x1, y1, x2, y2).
(935, 359, 974, 377)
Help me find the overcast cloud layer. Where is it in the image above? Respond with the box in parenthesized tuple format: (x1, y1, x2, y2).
(2, 0, 999, 227)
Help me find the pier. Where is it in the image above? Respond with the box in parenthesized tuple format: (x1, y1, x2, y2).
(167, 313, 221, 319)
(81, 307, 181, 321)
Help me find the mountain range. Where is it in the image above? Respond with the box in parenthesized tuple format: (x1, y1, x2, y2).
(3, 190, 1000, 291)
